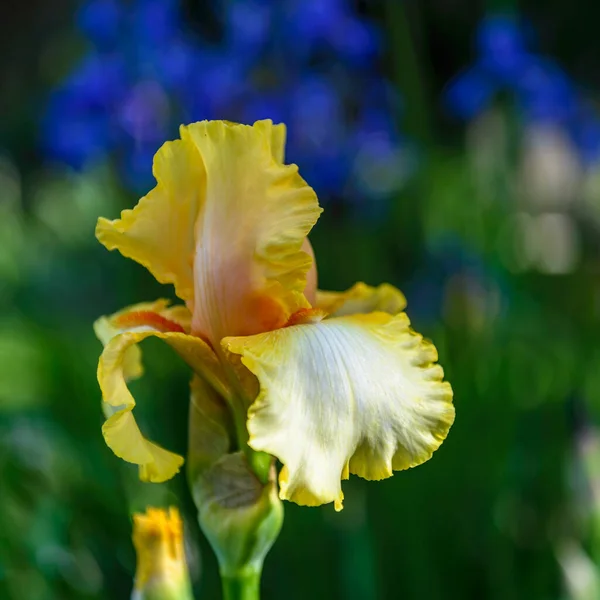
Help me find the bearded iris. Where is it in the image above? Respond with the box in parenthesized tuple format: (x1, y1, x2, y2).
(94, 119, 454, 513)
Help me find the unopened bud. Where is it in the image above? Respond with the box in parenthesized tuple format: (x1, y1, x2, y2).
(131, 507, 193, 600)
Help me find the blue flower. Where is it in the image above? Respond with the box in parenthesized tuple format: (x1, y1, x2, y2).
(76, 0, 122, 51)
(63, 54, 127, 110)
(132, 0, 180, 47)
(42, 109, 111, 169)
(476, 14, 528, 82)
(444, 14, 573, 122)
(225, 0, 272, 60)
(514, 58, 578, 124)
(43, 0, 404, 206)
(444, 12, 600, 167)
(444, 67, 496, 121)
(570, 111, 600, 166)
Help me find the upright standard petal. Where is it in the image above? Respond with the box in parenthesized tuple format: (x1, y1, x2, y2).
(257, 119, 287, 164)
(95, 302, 228, 482)
(224, 312, 454, 510)
(96, 135, 204, 303)
(182, 120, 322, 341)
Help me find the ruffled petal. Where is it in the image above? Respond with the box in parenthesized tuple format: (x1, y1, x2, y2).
(95, 302, 228, 482)
(302, 238, 318, 306)
(96, 138, 204, 303)
(96, 120, 321, 342)
(223, 312, 454, 510)
(316, 282, 407, 317)
(260, 119, 286, 164)
(181, 120, 322, 341)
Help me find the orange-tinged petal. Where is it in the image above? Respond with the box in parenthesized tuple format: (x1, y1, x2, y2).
(95, 302, 229, 482)
(93, 299, 190, 381)
(97, 120, 321, 342)
(181, 120, 322, 342)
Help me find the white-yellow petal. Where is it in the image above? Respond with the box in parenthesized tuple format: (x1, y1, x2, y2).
(223, 312, 454, 510)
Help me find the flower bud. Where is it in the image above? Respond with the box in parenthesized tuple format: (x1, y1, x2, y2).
(131, 507, 193, 600)
(187, 375, 283, 591)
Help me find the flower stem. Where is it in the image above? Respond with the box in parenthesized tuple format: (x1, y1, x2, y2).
(221, 569, 262, 600)
(216, 348, 272, 483)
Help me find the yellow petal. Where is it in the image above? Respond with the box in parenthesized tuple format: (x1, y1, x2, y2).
(316, 282, 407, 317)
(97, 120, 321, 342)
(132, 507, 192, 597)
(95, 303, 228, 482)
(259, 119, 286, 164)
(181, 120, 322, 341)
(223, 312, 454, 510)
(96, 135, 204, 303)
(93, 299, 189, 381)
(302, 238, 318, 306)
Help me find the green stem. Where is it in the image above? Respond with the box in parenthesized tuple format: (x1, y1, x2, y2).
(221, 569, 261, 600)
(216, 346, 272, 484)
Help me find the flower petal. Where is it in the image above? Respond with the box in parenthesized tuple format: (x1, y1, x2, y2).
(223, 311, 454, 510)
(96, 135, 204, 303)
(93, 299, 190, 381)
(97, 120, 321, 341)
(181, 120, 322, 341)
(95, 302, 228, 482)
(259, 119, 286, 164)
(316, 282, 407, 317)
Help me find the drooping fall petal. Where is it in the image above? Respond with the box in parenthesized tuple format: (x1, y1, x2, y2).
(95, 302, 228, 482)
(93, 299, 191, 381)
(223, 311, 454, 510)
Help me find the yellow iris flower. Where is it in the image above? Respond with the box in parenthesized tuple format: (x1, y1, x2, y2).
(94, 120, 454, 511)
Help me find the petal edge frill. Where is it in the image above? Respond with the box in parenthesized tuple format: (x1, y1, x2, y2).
(181, 120, 322, 341)
(96, 135, 204, 303)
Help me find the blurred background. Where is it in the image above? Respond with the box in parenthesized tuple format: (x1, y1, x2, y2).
(2, 0, 600, 598)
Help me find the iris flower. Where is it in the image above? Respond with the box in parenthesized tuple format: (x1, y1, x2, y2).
(94, 120, 454, 510)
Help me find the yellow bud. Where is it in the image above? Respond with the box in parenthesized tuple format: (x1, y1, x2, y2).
(131, 507, 193, 600)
